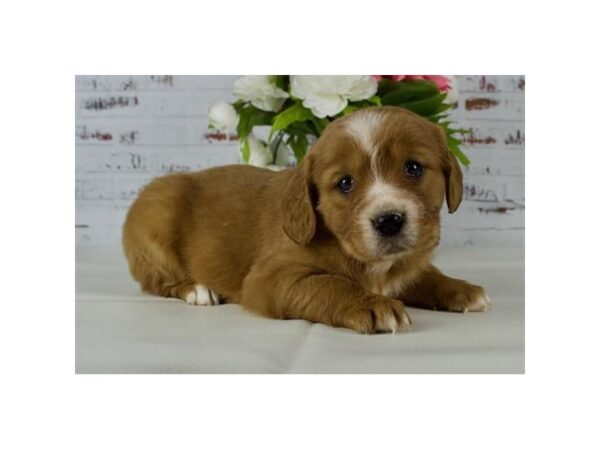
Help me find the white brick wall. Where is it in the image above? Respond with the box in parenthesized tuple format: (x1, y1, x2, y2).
(75, 75, 525, 247)
(442, 75, 525, 246)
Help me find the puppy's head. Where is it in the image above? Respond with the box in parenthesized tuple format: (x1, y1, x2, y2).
(282, 107, 462, 262)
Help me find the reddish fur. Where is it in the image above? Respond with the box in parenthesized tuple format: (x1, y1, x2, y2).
(123, 107, 488, 333)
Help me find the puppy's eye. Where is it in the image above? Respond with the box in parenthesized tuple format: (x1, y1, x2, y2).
(337, 176, 355, 193)
(405, 160, 424, 177)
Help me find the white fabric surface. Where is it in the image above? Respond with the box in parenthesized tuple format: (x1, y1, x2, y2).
(75, 246, 524, 373)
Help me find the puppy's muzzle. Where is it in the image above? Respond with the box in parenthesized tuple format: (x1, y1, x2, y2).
(371, 212, 405, 237)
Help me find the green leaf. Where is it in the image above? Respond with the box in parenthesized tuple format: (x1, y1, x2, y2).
(307, 122, 320, 136)
(237, 105, 275, 142)
(436, 102, 454, 114)
(367, 95, 382, 106)
(377, 78, 399, 97)
(232, 100, 246, 113)
(269, 102, 314, 142)
(288, 133, 309, 163)
(381, 80, 440, 106)
(445, 131, 470, 167)
(273, 75, 289, 91)
(433, 119, 471, 167)
(241, 138, 250, 163)
(342, 100, 370, 112)
(428, 113, 449, 123)
(396, 94, 446, 117)
(447, 138, 470, 166)
(310, 116, 330, 135)
(287, 121, 314, 135)
(342, 105, 358, 116)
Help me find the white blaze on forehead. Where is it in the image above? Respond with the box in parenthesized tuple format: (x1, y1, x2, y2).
(366, 178, 398, 202)
(345, 110, 384, 155)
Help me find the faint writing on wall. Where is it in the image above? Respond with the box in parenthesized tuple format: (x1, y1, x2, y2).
(83, 96, 139, 111)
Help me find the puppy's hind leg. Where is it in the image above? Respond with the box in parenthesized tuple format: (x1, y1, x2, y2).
(123, 232, 194, 303)
(123, 232, 221, 306)
(122, 174, 220, 306)
(126, 250, 219, 306)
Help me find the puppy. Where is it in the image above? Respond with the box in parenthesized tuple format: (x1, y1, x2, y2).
(123, 106, 490, 333)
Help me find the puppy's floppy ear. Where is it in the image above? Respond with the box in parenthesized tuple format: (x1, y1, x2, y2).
(434, 125, 463, 213)
(445, 150, 463, 213)
(281, 155, 316, 244)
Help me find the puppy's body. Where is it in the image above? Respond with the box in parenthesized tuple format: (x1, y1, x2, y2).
(123, 107, 490, 333)
(123, 165, 274, 302)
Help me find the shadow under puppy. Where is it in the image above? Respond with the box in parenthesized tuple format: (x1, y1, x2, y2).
(123, 106, 490, 333)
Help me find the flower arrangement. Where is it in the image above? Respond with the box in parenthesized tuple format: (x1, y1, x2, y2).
(208, 75, 469, 170)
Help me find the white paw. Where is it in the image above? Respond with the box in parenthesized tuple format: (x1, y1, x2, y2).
(463, 292, 492, 313)
(185, 284, 220, 306)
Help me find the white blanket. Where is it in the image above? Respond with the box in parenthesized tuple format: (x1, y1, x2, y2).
(76, 246, 524, 373)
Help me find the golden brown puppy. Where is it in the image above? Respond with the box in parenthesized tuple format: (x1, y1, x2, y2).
(123, 106, 490, 333)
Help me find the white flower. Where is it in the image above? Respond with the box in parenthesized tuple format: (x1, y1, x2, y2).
(247, 135, 273, 167)
(208, 100, 238, 131)
(444, 75, 459, 104)
(273, 139, 291, 167)
(233, 76, 289, 112)
(290, 75, 378, 118)
(246, 134, 292, 170)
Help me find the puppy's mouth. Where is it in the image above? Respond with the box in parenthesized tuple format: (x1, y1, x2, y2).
(341, 235, 415, 264)
(374, 237, 415, 258)
(342, 212, 420, 262)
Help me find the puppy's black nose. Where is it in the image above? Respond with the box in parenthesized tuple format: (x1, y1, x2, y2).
(372, 213, 404, 236)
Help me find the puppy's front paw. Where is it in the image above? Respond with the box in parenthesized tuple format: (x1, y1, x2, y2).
(343, 297, 411, 334)
(435, 279, 491, 313)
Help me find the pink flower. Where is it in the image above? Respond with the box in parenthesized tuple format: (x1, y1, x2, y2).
(419, 75, 451, 92)
(371, 75, 452, 92)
